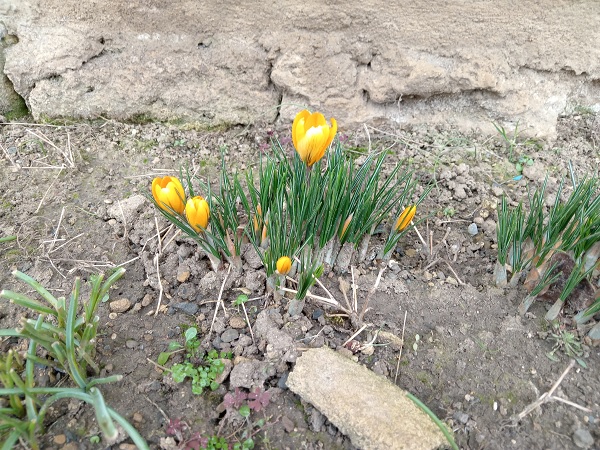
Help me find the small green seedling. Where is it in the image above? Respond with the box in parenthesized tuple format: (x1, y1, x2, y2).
(515, 155, 534, 174)
(170, 349, 231, 395)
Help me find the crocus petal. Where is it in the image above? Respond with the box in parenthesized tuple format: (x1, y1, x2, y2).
(324, 117, 337, 149)
(165, 183, 184, 213)
(292, 110, 310, 151)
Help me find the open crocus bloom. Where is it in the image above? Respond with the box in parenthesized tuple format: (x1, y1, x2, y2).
(395, 205, 416, 232)
(152, 176, 186, 214)
(292, 110, 337, 166)
(185, 196, 210, 233)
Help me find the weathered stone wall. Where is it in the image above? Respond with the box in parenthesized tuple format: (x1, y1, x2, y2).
(1, 0, 600, 136)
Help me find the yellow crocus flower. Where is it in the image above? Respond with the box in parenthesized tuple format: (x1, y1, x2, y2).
(185, 196, 210, 233)
(276, 256, 292, 275)
(394, 205, 416, 232)
(152, 176, 185, 214)
(292, 110, 337, 167)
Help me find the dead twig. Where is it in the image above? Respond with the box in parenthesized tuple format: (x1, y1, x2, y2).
(35, 168, 64, 214)
(358, 266, 385, 322)
(153, 253, 164, 317)
(144, 395, 170, 424)
(443, 260, 466, 286)
(240, 301, 256, 346)
(512, 360, 591, 423)
(394, 310, 408, 383)
(351, 266, 358, 312)
(342, 324, 369, 348)
(209, 265, 232, 337)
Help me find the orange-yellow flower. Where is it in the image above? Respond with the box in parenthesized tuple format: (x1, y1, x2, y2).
(292, 110, 337, 167)
(276, 256, 292, 275)
(261, 221, 268, 244)
(394, 205, 416, 232)
(152, 176, 185, 214)
(185, 196, 210, 233)
(339, 213, 353, 239)
(253, 204, 262, 233)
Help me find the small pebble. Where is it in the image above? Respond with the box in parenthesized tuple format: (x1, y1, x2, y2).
(452, 411, 469, 424)
(53, 434, 66, 445)
(445, 276, 459, 286)
(312, 309, 324, 320)
(467, 223, 478, 236)
(221, 328, 239, 343)
(133, 412, 143, 423)
(492, 186, 504, 197)
(119, 444, 137, 450)
(281, 415, 295, 433)
(170, 302, 199, 315)
(278, 372, 289, 390)
(177, 269, 190, 283)
(141, 294, 153, 307)
(126, 339, 138, 349)
(229, 316, 246, 329)
(109, 298, 131, 313)
(572, 429, 594, 449)
(405, 248, 417, 257)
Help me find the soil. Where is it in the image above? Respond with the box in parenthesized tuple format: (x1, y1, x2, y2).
(1, 112, 599, 450)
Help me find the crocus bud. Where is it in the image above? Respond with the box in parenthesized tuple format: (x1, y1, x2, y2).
(394, 205, 416, 232)
(276, 256, 292, 275)
(185, 196, 210, 233)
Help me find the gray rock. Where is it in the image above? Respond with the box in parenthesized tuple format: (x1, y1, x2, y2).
(281, 415, 295, 433)
(170, 302, 199, 315)
(277, 372, 289, 390)
(310, 408, 325, 432)
(452, 411, 469, 425)
(237, 334, 253, 347)
(175, 283, 194, 300)
(221, 328, 240, 343)
(572, 429, 594, 449)
(467, 223, 479, 236)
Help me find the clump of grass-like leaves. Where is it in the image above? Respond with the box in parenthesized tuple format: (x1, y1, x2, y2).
(495, 166, 600, 338)
(0, 269, 148, 449)
(148, 110, 429, 316)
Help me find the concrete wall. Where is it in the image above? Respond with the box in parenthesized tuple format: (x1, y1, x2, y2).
(1, 0, 600, 136)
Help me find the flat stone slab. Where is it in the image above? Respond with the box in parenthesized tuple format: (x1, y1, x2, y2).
(287, 347, 447, 450)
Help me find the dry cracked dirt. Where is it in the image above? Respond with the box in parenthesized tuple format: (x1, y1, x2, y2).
(1, 113, 599, 450)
